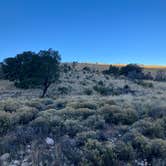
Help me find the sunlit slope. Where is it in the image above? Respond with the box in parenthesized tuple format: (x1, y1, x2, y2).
(78, 62, 166, 71)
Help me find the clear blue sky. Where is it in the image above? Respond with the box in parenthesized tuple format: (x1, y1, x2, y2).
(0, 0, 166, 65)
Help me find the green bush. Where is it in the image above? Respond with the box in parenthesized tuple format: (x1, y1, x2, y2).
(0, 112, 11, 135)
(119, 64, 144, 80)
(30, 116, 51, 135)
(151, 139, 166, 159)
(84, 88, 93, 95)
(84, 115, 105, 129)
(64, 119, 83, 137)
(104, 107, 138, 125)
(148, 105, 166, 119)
(83, 139, 117, 166)
(93, 85, 113, 95)
(103, 65, 120, 76)
(13, 106, 38, 124)
(113, 141, 134, 161)
(72, 102, 97, 110)
(132, 119, 165, 138)
(131, 134, 153, 159)
(58, 86, 70, 95)
(1, 99, 20, 113)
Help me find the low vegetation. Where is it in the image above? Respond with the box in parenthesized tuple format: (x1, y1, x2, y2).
(0, 53, 166, 165)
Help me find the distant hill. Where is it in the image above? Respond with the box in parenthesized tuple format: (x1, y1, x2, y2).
(73, 62, 166, 71)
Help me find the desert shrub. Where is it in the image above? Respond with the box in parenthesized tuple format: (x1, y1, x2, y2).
(13, 126, 36, 145)
(27, 99, 46, 111)
(103, 65, 120, 76)
(0, 63, 3, 79)
(83, 139, 117, 166)
(99, 105, 119, 113)
(61, 137, 83, 165)
(93, 85, 113, 95)
(132, 119, 165, 138)
(134, 80, 153, 88)
(148, 105, 166, 119)
(98, 80, 104, 86)
(151, 139, 166, 159)
(30, 109, 60, 135)
(131, 134, 153, 159)
(40, 98, 55, 105)
(119, 64, 144, 80)
(62, 63, 71, 73)
(104, 107, 138, 125)
(122, 84, 132, 93)
(72, 102, 97, 110)
(84, 88, 93, 95)
(52, 107, 94, 120)
(131, 135, 166, 161)
(76, 108, 95, 119)
(0, 111, 11, 135)
(0, 135, 18, 155)
(1, 99, 20, 113)
(104, 100, 116, 106)
(13, 106, 38, 124)
(155, 70, 166, 81)
(64, 119, 83, 137)
(83, 66, 91, 72)
(3, 103, 18, 113)
(76, 131, 98, 146)
(144, 72, 153, 80)
(84, 115, 105, 129)
(30, 117, 51, 136)
(48, 115, 65, 137)
(55, 102, 66, 110)
(58, 86, 70, 95)
(113, 141, 134, 161)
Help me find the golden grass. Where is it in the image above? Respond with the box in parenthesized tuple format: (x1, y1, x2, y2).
(80, 62, 166, 70)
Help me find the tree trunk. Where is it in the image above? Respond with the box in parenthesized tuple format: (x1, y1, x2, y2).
(41, 82, 50, 98)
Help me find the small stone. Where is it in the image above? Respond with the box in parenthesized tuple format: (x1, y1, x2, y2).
(21, 162, 29, 166)
(0, 153, 10, 161)
(45, 137, 54, 145)
(23, 158, 28, 162)
(27, 149, 31, 153)
(13, 160, 20, 165)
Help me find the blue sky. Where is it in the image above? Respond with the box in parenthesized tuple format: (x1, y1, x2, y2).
(0, 0, 166, 65)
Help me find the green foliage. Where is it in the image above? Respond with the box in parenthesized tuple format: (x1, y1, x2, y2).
(2, 49, 61, 97)
(83, 139, 117, 166)
(134, 80, 153, 88)
(114, 141, 134, 161)
(132, 119, 165, 138)
(13, 106, 38, 125)
(84, 88, 93, 95)
(155, 70, 166, 81)
(83, 66, 91, 72)
(104, 107, 138, 125)
(0, 112, 11, 135)
(0, 63, 3, 79)
(119, 64, 144, 80)
(93, 85, 113, 95)
(103, 65, 120, 76)
(58, 86, 69, 95)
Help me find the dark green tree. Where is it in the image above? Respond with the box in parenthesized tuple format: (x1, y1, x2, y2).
(2, 49, 61, 97)
(119, 64, 144, 80)
(103, 65, 120, 76)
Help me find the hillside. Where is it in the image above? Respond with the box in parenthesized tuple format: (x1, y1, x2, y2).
(0, 63, 166, 166)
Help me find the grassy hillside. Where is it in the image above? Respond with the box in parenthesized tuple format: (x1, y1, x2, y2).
(0, 63, 166, 166)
